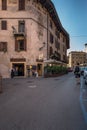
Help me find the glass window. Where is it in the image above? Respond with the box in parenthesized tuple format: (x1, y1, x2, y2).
(19, 0, 25, 10)
(0, 42, 7, 52)
(50, 33, 54, 44)
(1, 21, 7, 30)
(55, 39, 60, 49)
(50, 20, 53, 29)
(49, 47, 53, 57)
(18, 21, 25, 32)
(18, 40, 24, 50)
(15, 38, 26, 51)
(2, 0, 7, 10)
(55, 30, 60, 38)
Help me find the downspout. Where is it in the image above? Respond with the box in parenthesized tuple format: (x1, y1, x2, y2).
(47, 13, 49, 60)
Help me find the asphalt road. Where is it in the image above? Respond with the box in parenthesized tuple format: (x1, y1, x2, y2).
(0, 73, 87, 130)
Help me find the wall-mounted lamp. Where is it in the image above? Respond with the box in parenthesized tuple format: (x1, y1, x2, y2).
(39, 42, 46, 51)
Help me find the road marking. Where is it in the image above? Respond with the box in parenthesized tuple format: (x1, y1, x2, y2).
(80, 77, 87, 124)
(28, 85, 37, 88)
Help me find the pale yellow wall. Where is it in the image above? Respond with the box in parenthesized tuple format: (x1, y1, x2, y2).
(68, 51, 86, 68)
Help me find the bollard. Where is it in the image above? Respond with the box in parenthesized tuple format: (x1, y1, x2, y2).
(0, 75, 2, 93)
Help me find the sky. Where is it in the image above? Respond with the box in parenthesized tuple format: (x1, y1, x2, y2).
(52, 0, 87, 54)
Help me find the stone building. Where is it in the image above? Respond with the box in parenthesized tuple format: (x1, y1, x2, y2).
(0, 0, 70, 78)
(68, 51, 87, 68)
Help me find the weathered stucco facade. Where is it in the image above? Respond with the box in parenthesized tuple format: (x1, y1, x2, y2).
(68, 51, 87, 68)
(0, 0, 70, 78)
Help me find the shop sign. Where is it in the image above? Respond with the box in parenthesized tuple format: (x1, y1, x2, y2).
(10, 58, 26, 62)
(9, 0, 17, 4)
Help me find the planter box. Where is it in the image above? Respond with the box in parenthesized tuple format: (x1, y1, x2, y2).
(44, 73, 67, 78)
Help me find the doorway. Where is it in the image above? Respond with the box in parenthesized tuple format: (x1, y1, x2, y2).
(12, 63, 24, 76)
(37, 64, 42, 76)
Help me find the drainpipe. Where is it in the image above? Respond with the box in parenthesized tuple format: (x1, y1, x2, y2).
(47, 13, 49, 60)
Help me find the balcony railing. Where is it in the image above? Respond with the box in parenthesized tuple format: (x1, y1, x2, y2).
(12, 26, 26, 37)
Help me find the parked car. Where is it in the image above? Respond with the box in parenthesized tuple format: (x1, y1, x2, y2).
(83, 67, 87, 84)
(80, 67, 85, 75)
(83, 67, 87, 78)
(67, 67, 73, 72)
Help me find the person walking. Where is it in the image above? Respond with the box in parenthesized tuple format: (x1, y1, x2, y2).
(74, 63, 81, 84)
(11, 68, 15, 78)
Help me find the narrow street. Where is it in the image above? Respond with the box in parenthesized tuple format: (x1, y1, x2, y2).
(0, 73, 87, 130)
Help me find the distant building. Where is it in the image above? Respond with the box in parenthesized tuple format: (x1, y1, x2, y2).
(84, 43, 87, 53)
(84, 43, 87, 61)
(0, 0, 70, 78)
(68, 51, 87, 68)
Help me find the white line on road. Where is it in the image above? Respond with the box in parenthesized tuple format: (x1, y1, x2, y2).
(28, 85, 37, 88)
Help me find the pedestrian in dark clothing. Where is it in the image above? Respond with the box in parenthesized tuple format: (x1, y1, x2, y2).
(74, 63, 80, 84)
(11, 69, 14, 78)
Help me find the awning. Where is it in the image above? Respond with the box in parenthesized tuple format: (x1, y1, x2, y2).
(44, 59, 63, 64)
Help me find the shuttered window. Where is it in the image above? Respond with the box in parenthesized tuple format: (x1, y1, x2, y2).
(49, 47, 53, 57)
(15, 38, 26, 51)
(2, 0, 7, 10)
(55, 39, 60, 50)
(55, 30, 60, 39)
(19, 0, 25, 10)
(50, 33, 54, 44)
(18, 21, 25, 32)
(1, 21, 7, 30)
(0, 42, 7, 52)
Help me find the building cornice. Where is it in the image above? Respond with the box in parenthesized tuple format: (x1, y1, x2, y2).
(38, 0, 70, 49)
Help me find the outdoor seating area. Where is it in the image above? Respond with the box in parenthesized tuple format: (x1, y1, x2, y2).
(44, 65, 68, 78)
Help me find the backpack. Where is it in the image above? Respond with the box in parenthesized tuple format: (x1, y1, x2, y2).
(75, 66, 80, 72)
